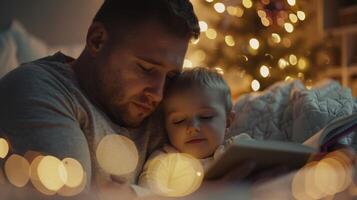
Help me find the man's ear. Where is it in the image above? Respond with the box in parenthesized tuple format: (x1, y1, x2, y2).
(86, 22, 108, 57)
(225, 110, 236, 133)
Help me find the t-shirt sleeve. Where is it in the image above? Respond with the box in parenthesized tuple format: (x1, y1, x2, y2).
(0, 65, 92, 193)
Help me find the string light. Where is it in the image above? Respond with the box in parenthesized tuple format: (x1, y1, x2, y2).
(261, 18, 270, 26)
(271, 33, 281, 43)
(289, 13, 298, 23)
(206, 0, 214, 2)
(289, 54, 298, 65)
(257, 10, 267, 18)
(284, 23, 294, 33)
(192, 50, 206, 63)
(298, 57, 308, 71)
(278, 58, 289, 69)
(214, 2, 226, 13)
(260, 65, 270, 78)
(242, 0, 253, 8)
(205, 28, 217, 39)
(199, 21, 208, 32)
(251, 80, 260, 91)
(249, 38, 260, 50)
(5, 154, 30, 187)
(297, 11, 306, 21)
(224, 35, 235, 47)
(287, 0, 296, 6)
(0, 138, 9, 158)
(214, 67, 224, 75)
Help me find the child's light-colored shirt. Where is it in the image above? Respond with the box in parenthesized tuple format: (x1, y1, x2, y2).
(137, 133, 252, 197)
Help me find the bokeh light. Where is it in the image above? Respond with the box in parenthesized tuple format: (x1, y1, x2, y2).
(62, 158, 84, 188)
(289, 13, 298, 23)
(242, 0, 253, 8)
(249, 38, 260, 50)
(278, 58, 289, 69)
(297, 11, 306, 21)
(224, 35, 235, 47)
(140, 153, 204, 197)
(0, 138, 9, 158)
(199, 21, 208, 32)
(214, 2, 226, 13)
(206, 28, 217, 39)
(298, 57, 308, 71)
(289, 54, 298, 65)
(284, 23, 294, 33)
(96, 134, 139, 176)
(4, 154, 30, 187)
(30, 155, 56, 195)
(37, 155, 67, 191)
(260, 65, 270, 78)
(214, 67, 224, 75)
(183, 59, 193, 69)
(287, 0, 296, 6)
(271, 33, 281, 43)
(251, 79, 260, 91)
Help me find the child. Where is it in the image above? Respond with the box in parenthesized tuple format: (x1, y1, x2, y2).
(138, 67, 251, 197)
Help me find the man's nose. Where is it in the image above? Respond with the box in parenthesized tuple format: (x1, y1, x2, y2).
(144, 75, 166, 103)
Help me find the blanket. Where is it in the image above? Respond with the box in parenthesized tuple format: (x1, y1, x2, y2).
(229, 80, 357, 144)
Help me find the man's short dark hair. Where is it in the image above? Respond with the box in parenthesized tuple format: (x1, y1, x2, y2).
(93, 0, 200, 40)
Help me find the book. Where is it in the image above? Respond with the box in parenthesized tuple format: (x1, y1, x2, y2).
(205, 113, 357, 180)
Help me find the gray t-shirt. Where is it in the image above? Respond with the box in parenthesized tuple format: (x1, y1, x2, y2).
(0, 52, 165, 193)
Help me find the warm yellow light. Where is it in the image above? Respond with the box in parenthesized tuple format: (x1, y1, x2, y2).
(58, 172, 87, 197)
(96, 134, 139, 176)
(30, 156, 56, 195)
(278, 58, 289, 69)
(62, 158, 84, 188)
(227, 6, 237, 16)
(271, 33, 281, 43)
(214, 67, 224, 75)
(298, 58, 308, 70)
(289, 54, 298, 65)
(284, 23, 294, 33)
(235, 6, 244, 17)
(37, 155, 67, 191)
(206, 0, 214, 2)
(260, 65, 270, 78)
(257, 10, 266, 18)
(251, 80, 260, 91)
(298, 72, 304, 79)
(206, 28, 217, 39)
(214, 2, 226, 13)
(198, 21, 208, 32)
(287, 0, 296, 6)
(242, 0, 253, 8)
(0, 138, 9, 158)
(249, 38, 260, 50)
(183, 59, 193, 69)
(297, 11, 306, 21)
(224, 35, 235, 47)
(5, 154, 30, 187)
(192, 50, 206, 63)
(285, 76, 294, 81)
(141, 153, 204, 197)
(289, 13, 298, 23)
(261, 17, 270, 26)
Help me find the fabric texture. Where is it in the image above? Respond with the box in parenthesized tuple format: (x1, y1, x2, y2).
(229, 80, 357, 144)
(0, 53, 165, 193)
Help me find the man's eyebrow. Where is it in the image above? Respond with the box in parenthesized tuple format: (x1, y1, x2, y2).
(136, 56, 163, 67)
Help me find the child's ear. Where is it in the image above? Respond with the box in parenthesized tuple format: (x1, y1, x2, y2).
(225, 110, 236, 132)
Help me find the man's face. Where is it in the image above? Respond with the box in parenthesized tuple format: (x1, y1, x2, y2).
(91, 21, 188, 127)
(164, 87, 228, 159)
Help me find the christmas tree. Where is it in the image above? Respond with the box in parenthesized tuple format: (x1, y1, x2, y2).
(186, 0, 314, 97)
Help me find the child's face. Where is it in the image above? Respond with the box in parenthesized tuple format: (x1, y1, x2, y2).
(164, 87, 230, 159)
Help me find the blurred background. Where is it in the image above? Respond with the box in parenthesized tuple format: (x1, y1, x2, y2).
(1, 0, 357, 99)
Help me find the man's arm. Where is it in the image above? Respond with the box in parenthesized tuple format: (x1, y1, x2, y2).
(0, 65, 93, 199)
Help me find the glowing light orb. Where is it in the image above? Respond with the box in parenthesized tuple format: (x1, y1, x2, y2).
(0, 138, 9, 158)
(297, 11, 306, 21)
(289, 13, 298, 23)
(289, 54, 298, 65)
(271, 33, 281, 43)
(62, 158, 84, 188)
(199, 21, 208, 32)
(206, 28, 217, 40)
(249, 38, 260, 50)
(141, 153, 204, 197)
(30, 156, 56, 195)
(183, 59, 193, 69)
(5, 154, 30, 187)
(251, 80, 260, 91)
(37, 156, 68, 191)
(224, 35, 235, 47)
(298, 58, 308, 71)
(287, 0, 296, 6)
(260, 65, 270, 78)
(214, 3, 226, 13)
(284, 23, 294, 33)
(242, 0, 253, 8)
(96, 134, 139, 176)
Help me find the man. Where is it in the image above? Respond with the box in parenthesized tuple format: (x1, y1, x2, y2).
(0, 0, 200, 199)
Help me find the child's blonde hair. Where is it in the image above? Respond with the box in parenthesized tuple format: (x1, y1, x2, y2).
(164, 67, 232, 114)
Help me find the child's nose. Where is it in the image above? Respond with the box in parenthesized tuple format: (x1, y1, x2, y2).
(186, 118, 200, 135)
